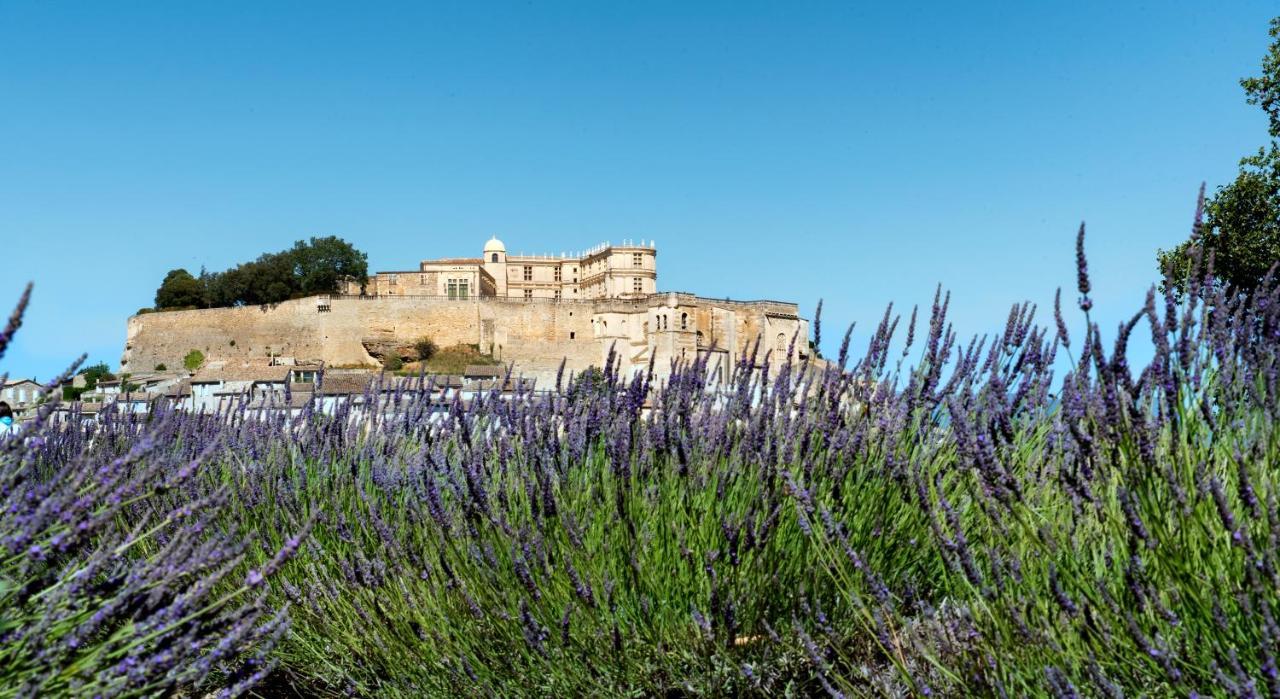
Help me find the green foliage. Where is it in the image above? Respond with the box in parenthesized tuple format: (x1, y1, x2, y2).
(156, 237, 368, 310)
(63, 362, 116, 400)
(413, 337, 439, 362)
(78, 362, 115, 389)
(1160, 17, 1280, 294)
(383, 355, 403, 371)
(118, 373, 141, 393)
(154, 363, 167, 371)
(155, 268, 207, 310)
(183, 349, 205, 372)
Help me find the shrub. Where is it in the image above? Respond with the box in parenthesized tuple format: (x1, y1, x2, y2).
(154, 363, 167, 371)
(0, 284, 302, 696)
(383, 355, 403, 371)
(413, 336, 439, 362)
(11, 207, 1280, 697)
(183, 349, 205, 371)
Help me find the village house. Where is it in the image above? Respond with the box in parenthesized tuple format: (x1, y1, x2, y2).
(1, 379, 42, 410)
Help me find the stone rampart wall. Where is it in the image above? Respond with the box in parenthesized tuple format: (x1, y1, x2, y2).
(122, 294, 805, 386)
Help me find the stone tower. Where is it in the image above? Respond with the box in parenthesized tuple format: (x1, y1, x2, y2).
(483, 236, 507, 297)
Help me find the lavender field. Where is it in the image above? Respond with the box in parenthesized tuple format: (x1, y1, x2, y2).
(3, 218, 1279, 697)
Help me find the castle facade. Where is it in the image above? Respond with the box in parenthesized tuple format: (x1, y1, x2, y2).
(127, 237, 808, 388)
(347, 237, 658, 301)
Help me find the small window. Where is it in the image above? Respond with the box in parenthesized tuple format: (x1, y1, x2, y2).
(387, 274, 398, 285)
(491, 253, 499, 263)
(524, 289, 533, 300)
(633, 277, 643, 293)
(554, 267, 562, 282)
(569, 331, 576, 339)
(681, 313, 688, 330)
(523, 266, 533, 281)
(554, 289, 562, 300)
(633, 253, 643, 268)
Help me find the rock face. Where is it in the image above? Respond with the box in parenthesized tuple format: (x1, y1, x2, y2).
(360, 332, 416, 363)
(122, 294, 808, 386)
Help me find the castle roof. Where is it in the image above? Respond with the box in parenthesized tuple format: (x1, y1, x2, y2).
(422, 258, 483, 266)
(192, 362, 322, 384)
(484, 237, 506, 254)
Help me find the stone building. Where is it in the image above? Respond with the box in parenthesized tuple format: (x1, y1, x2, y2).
(128, 237, 807, 389)
(348, 237, 658, 301)
(1, 379, 41, 411)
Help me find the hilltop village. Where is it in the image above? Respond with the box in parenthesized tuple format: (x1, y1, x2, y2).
(44, 237, 810, 417)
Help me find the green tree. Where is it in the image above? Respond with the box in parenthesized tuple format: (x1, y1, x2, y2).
(64, 362, 116, 400)
(291, 236, 369, 297)
(1159, 17, 1280, 295)
(171, 237, 367, 308)
(154, 269, 207, 310)
(183, 349, 205, 372)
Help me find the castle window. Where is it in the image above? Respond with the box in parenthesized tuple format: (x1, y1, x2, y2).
(524, 289, 533, 300)
(696, 330, 705, 346)
(681, 313, 688, 330)
(387, 274, 398, 285)
(776, 333, 787, 353)
(523, 266, 533, 281)
(446, 279, 469, 299)
(554, 267, 562, 282)
(633, 277, 643, 293)
(491, 253, 499, 263)
(554, 290, 561, 300)
(570, 331, 575, 339)
(633, 253, 643, 268)
(420, 274, 427, 285)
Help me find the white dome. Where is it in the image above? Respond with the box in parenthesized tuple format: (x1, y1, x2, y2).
(483, 237, 506, 254)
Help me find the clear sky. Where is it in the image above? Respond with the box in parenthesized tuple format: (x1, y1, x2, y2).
(1, 2, 1276, 381)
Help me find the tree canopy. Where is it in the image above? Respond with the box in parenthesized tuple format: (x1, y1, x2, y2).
(153, 236, 368, 310)
(155, 269, 206, 310)
(64, 362, 116, 400)
(1159, 17, 1280, 295)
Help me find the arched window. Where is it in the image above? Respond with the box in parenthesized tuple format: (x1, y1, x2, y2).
(680, 313, 688, 330)
(696, 330, 705, 346)
(491, 253, 499, 263)
(775, 333, 787, 353)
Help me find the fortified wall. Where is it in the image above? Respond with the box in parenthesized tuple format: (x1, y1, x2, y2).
(121, 293, 809, 386)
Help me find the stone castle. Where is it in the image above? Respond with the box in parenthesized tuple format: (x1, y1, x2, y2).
(122, 238, 810, 386)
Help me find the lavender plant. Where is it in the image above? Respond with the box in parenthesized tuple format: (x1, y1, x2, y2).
(0, 285, 299, 698)
(12, 198, 1280, 696)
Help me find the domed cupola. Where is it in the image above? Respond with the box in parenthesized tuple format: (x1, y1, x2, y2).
(484, 236, 507, 262)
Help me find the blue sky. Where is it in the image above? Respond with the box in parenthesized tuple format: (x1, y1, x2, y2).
(1, 2, 1276, 380)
